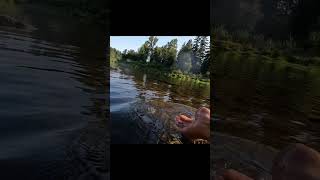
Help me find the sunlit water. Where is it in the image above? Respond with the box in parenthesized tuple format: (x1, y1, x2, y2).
(110, 64, 210, 144)
(0, 4, 108, 179)
(214, 51, 320, 150)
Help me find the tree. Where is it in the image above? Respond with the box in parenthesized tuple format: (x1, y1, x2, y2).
(162, 39, 178, 67)
(122, 49, 139, 61)
(152, 47, 164, 64)
(191, 36, 201, 73)
(199, 36, 209, 63)
(138, 42, 150, 61)
(198, 36, 210, 75)
(176, 39, 193, 73)
(110, 47, 122, 65)
(192, 36, 201, 57)
(191, 36, 210, 74)
(201, 49, 210, 75)
(146, 36, 158, 62)
(180, 39, 193, 52)
(123, 49, 128, 55)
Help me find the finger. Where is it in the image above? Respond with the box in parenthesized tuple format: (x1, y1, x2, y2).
(216, 176, 224, 180)
(198, 107, 210, 114)
(176, 114, 193, 123)
(176, 125, 186, 131)
(196, 107, 210, 118)
(195, 107, 210, 123)
(220, 169, 253, 180)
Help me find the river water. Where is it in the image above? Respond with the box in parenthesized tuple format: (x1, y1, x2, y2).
(110, 64, 210, 144)
(213, 51, 320, 151)
(0, 3, 108, 179)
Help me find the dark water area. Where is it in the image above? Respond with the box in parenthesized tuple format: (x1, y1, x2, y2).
(214, 51, 320, 151)
(110, 64, 210, 144)
(0, 3, 108, 179)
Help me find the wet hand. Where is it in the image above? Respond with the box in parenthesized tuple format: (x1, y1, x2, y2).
(215, 169, 254, 180)
(176, 107, 210, 141)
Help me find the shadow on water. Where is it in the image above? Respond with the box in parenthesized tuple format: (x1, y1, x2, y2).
(0, 2, 108, 179)
(110, 63, 210, 144)
(214, 51, 320, 151)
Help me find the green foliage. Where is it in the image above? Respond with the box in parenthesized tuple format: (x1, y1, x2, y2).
(137, 42, 150, 61)
(212, 26, 301, 52)
(176, 40, 193, 73)
(161, 39, 178, 66)
(122, 49, 139, 61)
(309, 32, 320, 44)
(146, 36, 158, 61)
(0, 0, 18, 15)
(213, 26, 232, 40)
(201, 52, 210, 76)
(113, 36, 210, 81)
(110, 47, 121, 66)
(14, 0, 108, 25)
(176, 51, 193, 73)
(150, 38, 177, 67)
(191, 36, 210, 74)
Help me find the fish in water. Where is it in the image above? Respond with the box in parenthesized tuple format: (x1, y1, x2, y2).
(129, 100, 197, 144)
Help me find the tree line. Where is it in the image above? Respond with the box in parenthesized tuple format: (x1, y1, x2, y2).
(111, 36, 210, 76)
(13, 0, 108, 25)
(213, 0, 320, 41)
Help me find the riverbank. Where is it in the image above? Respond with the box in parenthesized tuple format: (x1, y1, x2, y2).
(214, 40, 320, 67)
(113, 61, 210, 85)
(3, 0, 108, 27)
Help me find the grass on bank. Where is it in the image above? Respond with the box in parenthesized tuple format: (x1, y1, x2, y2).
(214, 40, 320, 67)
(14, 0, 108, 26)
(114, 60, 210, 85)
(212, 26, 320, 67)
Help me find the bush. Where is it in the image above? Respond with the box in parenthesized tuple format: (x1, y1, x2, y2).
(213, 26, 232, 40)
(309, 32, 320, 44)
(309, 56, 320, 65)
(234, 30, 250, 44)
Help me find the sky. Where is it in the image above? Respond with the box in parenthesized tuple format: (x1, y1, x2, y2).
(110, 36, 198, 52)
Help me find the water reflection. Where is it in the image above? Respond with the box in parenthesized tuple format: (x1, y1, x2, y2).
(0, 3, 108, 179)
(110, 64, 210, 143)
(214, 51, 320, 150)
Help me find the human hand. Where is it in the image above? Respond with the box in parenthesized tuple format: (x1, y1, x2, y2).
(215, 169, 253, 180)
(176, 107, 210, 141)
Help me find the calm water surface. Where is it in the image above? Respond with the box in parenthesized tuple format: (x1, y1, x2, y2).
(110, 64, 210, 144)
(0, 4, 108, 179)
(214, 51, 320, 150)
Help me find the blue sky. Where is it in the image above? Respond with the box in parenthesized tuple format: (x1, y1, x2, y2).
(110, 36, 199, 52)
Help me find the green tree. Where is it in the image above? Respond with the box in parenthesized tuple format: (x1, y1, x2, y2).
(190, 36, 210, 74)
(122, 49, 139, 61)
(110, 47, 122, 65)
(162, 39, 178, 67)
(199, 36, 210, 75)
(123, 49, 128, 55)
(176, 39, 193, 72)
(192, 36, 201, 57)
(146, 36, 158, 62)
(199, 36, 209, 63)
(200, 50, 210, 75)
(191, 36, 203, 74)
(180, 39, 193, 52)
(138, 42, 150, 61)
(152, 46, 164, 64)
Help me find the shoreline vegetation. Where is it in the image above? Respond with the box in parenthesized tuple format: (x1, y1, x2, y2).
(115, 61, 210, 84)
(0, 0, 108, 27)
(213, 0, 320, 68)
(111, 36, 210, 84)
(213, 26, 320, 67)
